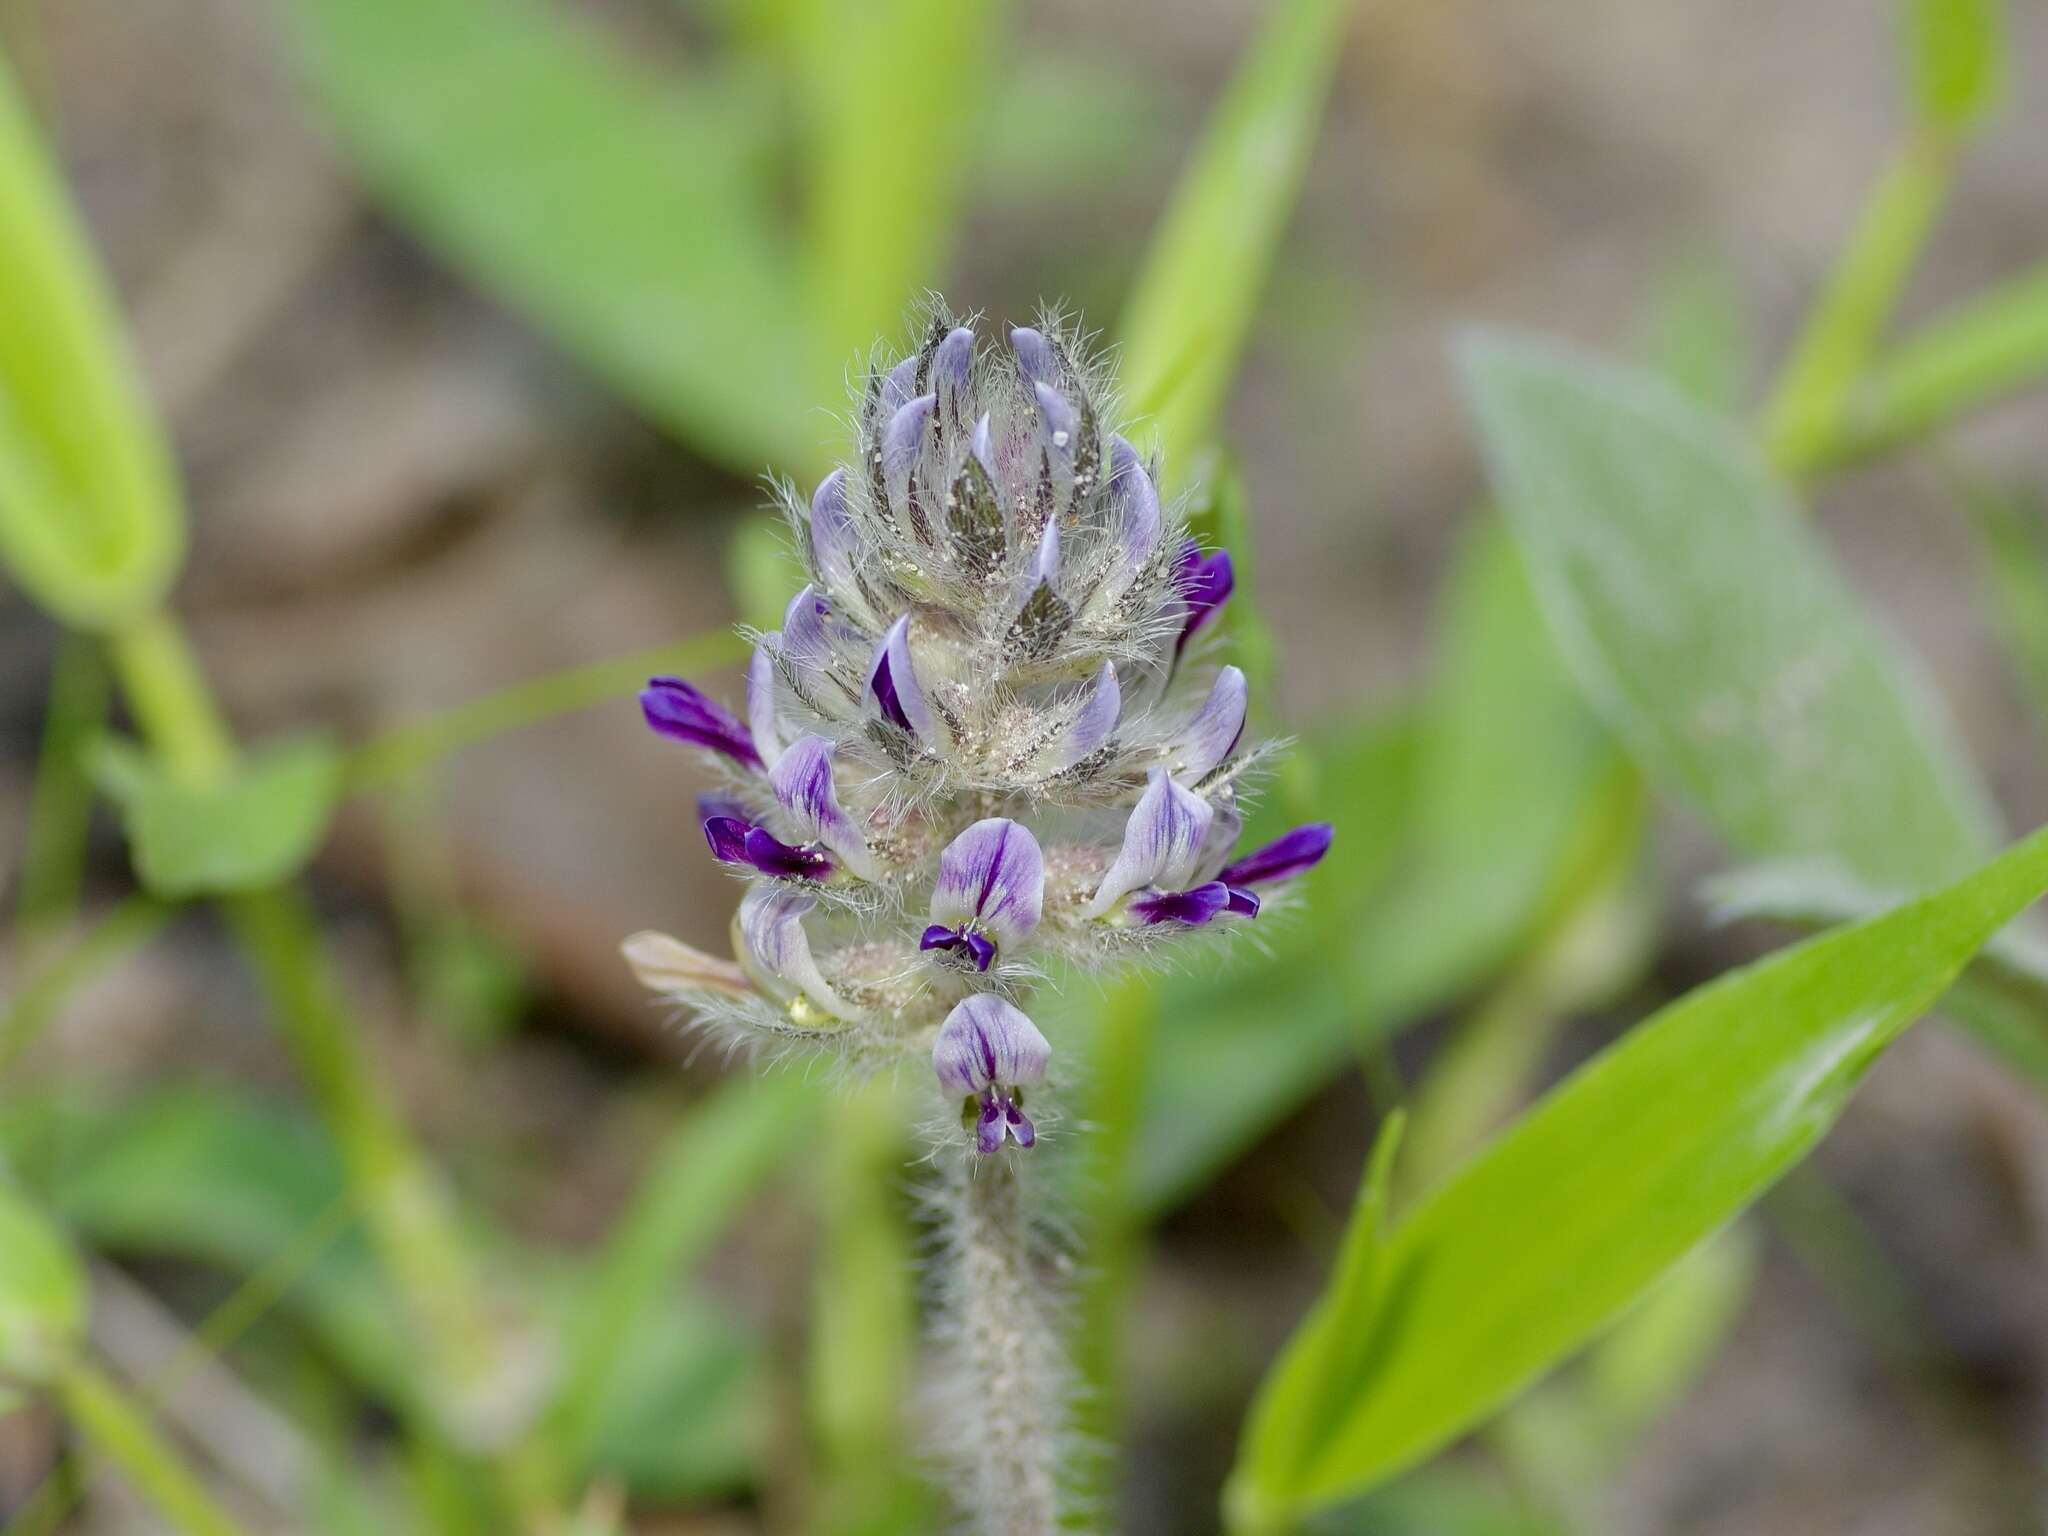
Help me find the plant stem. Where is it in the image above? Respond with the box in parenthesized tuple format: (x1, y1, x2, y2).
(56, 1357, 252, 1536)
(102, 606, 558, 1525)
(0, 893, 172, 1076)
(1761, 130, 1953, 472)
(347, 629, 745, 791)
(950, 1155, 1061, 1536)
(17, 632, 109, 940)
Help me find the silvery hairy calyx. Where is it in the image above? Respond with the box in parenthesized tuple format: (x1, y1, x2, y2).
(623, 304, 1330, 1531)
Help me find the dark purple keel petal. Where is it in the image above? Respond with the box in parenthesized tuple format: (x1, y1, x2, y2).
(1174, 544, 1236, 656)
(641, 677, 761, 769)
(1218, 822, 1335, 887)
(976, 1096, 1006, 1155)
(1225, 885, 1262, 917)
(1130, 882, 1233, 926)
(920, 923, 959, 954)
(866, 616, 935, 743)
(703, 815, 751, 864)
(918, 923, 1001, 973)
(743, 827, 832, 880)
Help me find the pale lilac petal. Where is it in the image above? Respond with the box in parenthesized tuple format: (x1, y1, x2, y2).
(1192, 796, 1244, 883)
(1174, 666, 1247, 781)
(1218, 823, 1335, 887)
(933, 994, 1051, 1097)
(1031, 518, 1061, 585)
(641, 678, 761, 770)
(746, 644, 784, 769)
(808, 470, 860, 600)
(1048, 662, 1120, 772)
(1032, 381, 1077, 460)
(866, 615, 936, 744)
(932, 326, 975, 433)
(1130, 882, 1233, 926)
(781, 585, 834, 679)
(1087, 766, 1215, 916)
(882, 393, 936, 491)
(1009, 327, 1058, 386)
(1105, 436, 1162, 582)
(738, 885, 845, 1016)
(930, 818, 1044, 951)
(880, 354, 922, 413)
(769, 734, 877, 879)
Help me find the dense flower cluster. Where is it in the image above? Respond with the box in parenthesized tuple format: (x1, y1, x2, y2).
(623, 307, 1330, 1155)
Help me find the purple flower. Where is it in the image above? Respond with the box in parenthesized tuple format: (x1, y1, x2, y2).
(1219, 823, 1335, 888)
(703, 812, 833, 881)
(880, 353, 922, 413)
(1172, 665, 1247, 782)
(1032, 381, 1078, 463)
(867, 615, 937, 745)
(1133, 820, 1334, 927)
(1087, 766, 1214, 917)
(769, 734, 878, 879)
(882, 393, 937, 509)
(933, 994, 1050, 1153)
(738, 886, 846, 1018)
(921, 819, 1044, 971)
(641, 677, 761, 770)
(1175, 542, 1235, 657)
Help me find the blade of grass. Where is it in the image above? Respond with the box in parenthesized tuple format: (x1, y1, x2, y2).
(0, 895, 173, 1078)
(16, 633, 109, 939)
(1116, 0, 1356, 481)
(54, 1358, 251, 1536)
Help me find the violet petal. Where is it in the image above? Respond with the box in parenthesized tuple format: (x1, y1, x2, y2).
(703, 814, 752, 864)
(1009, 326, 1058, 387)
(866, 615, 936, 744)
(932, 326, 975, 433)
(640, 677, 761, 770)
(1218, 823, 1335, 887)
(1048, 661, 1120, 772)
(1105, 436, 1162, 582)
(743, 827, 833, 881)
(1175, 543, 1236, 655)
(746, 644, 784, 769)
(1130, 882, 1233, 926)
(808, 469, 860, 601)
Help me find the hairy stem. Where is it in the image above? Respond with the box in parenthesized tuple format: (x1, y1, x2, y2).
(949, 1154, 1062, 1536)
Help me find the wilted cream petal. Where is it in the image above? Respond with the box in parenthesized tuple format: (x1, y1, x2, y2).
(620, 931, 754, 998)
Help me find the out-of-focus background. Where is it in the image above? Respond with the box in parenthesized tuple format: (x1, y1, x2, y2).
(3, 0, 2048, 1532)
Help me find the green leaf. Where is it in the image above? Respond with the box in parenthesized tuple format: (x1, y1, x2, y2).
(1464, 333, 1997, 892)
(1116, 0, 1355, 479)
(1132, 520, 1613, 1211)
(90, 734, 343, 898)
(546, 1075, 812, 1463)
(0, 1181, 87, 1383)
(1822, 261, 2048, 471)
(1905, 0, 2007, 133)
(0, 54, 184, 629)
(283, 0, 825, 477)
(1233, 819, 2048, 1515)
(788, 0, 1004, 360)
(1951, 473, 2048, 742)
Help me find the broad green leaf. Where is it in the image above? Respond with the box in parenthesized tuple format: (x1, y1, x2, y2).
(0, 55, 184, 628)
(1464, 333, 1997, 892)
(1131, 521, 1613, 1211)
(0, 1181, 87, 1383)
(1231, 819, 2048, 1516)
(1117, 0, 1355, 478)
(90, 734, 343, 897)
(284, 0, 824, 478)
(1905, 0, 2007, 133)
(788, 0, 1004, 360)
